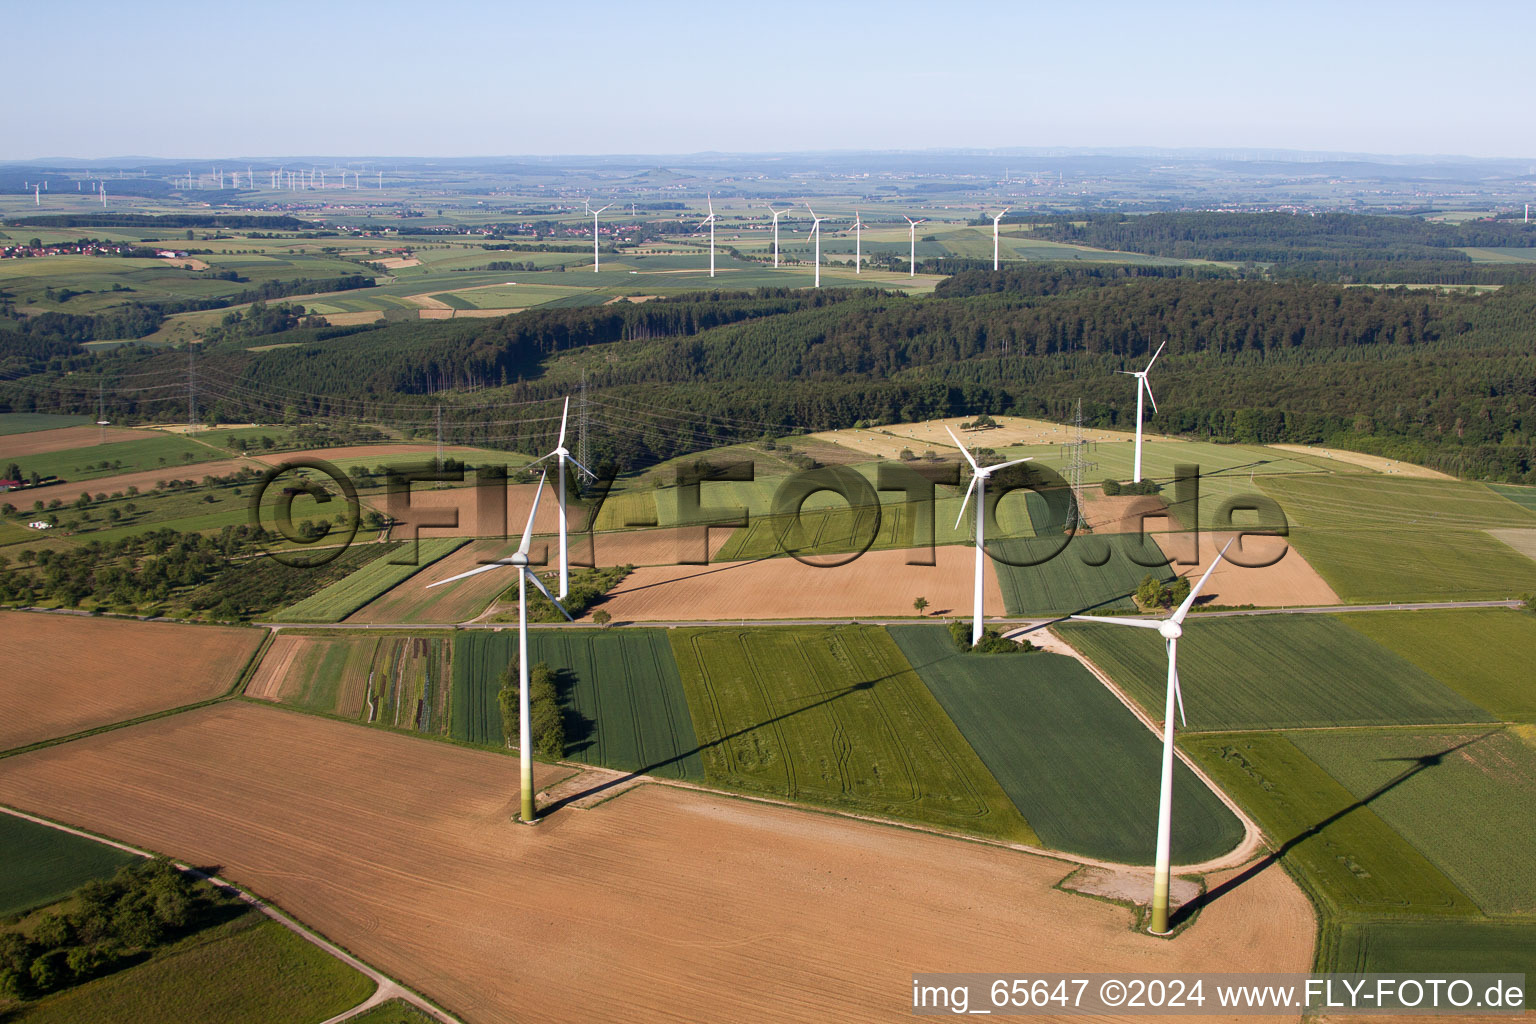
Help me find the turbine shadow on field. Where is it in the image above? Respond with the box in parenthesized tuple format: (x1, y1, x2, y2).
(1170, 730, 1500, 928)
(543, 655, 953, 815)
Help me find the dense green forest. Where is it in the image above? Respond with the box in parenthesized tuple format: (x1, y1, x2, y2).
(4, 264, 1534, 482)
(1026, 212, 1536, 263)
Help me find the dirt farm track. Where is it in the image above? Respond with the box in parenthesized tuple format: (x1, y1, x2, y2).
(0, 703, 1315, 1023)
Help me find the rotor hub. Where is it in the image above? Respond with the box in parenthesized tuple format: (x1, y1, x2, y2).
(1159, 620, 1183, 639)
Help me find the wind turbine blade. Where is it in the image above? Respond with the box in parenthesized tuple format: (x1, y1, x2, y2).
(1115, 369, 1137, 375)
(1142, 377, 1159, 414)
(1145, 340, 1167, 372)
(954, 475, 978, 530)
(518, 471, 547, 556)
(426, 561, 513, 588)
(989, 456, 1034, 473)
(566, 455, 597, 480)
(524, 568, 574, 620)
(594, 204, 613, 215)
(943, 426, 979, 469)
(557, 396, 569, 449)
(707, 194, 714, 216)
(1067, 614, 1164, 629)
(805, 203, 817, 219)
(524, 451, 555, 469)
(1172, 538, 1235, 623)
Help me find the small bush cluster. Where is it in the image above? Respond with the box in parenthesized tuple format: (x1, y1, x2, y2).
(0, 859, 218, 1002)
(498, 658, 566, 758)
(1101, 479, 1162, 496)
(948, 620, 1034, 654)
(1135, 573, 1191, 610)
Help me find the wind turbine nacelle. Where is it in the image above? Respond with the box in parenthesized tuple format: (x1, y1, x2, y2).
(1158, 621, 1183, 639)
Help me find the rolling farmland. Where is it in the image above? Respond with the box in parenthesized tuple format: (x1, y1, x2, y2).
(667, 625, 1037, 842)
(247, 633, 451, 735)
(1184, 733, 1477, 918)
(887, 625, 1242, 863)
(1258, 474, 1536, 532)
(1289, 727, 1536, 916)
(1338, 609, 1536, 721)
(8, 433, 227, 484)
(1281, 528, 1536, 603)
(270, 539, 465, 622)
(991, 534, 1173, 616)
(0, 812, 138, 916)
(1058, 614, 1493, 732)
(0, 613, 264, 751)
(450, 629, 704, 778)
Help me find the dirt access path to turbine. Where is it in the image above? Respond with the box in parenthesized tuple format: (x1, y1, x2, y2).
(0, 702, 1315, 1023)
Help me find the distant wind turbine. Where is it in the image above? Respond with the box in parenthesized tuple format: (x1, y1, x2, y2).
(1066, 540, 1234, 934)
(992, 207, 1009, 270)
(767, 205, 791, 268)
(695, 195, 717, 277)
(805, 203, 826, 288)
(904, 215, 926, 277)
(850, 209, 864, 274)
(947, 426, 1032, 645)
(526, 397, 596, 599)
(427, 470, 571, 825)
(1118, 341, 1165, 483)
(589, 203, 613, 272)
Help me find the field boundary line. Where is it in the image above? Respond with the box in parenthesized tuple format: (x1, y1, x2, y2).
(0, 802, 465, 1024)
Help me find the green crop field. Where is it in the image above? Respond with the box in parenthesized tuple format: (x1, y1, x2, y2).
(10, 434, 225, 485)
(452, 629, 704, 778)
(1488, 483, 1536, 514)
(886, 625, 1242, 863)
(0, 814, 138, 917)
(342, 1000, 438, 1024)
(1057, 615, 1491, 732)
(667, 625, 1037, 842)
(268, 634, 450, 735)
(1184, 733, 1477, 918)
(1258, 475, 1536, 532)
(1338, 610, 1536, 721)
(272, 539, 464, 622)
(0, 414, 93, 435)
(1332, 918, 1536, 975)
(14, 911, 374, 1024)
(992, 534, 1173, 615)
(1290, 727, 1536, 916)
(1284, 528, 1536, 603)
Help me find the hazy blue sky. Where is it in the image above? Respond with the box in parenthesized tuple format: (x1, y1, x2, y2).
(4, 0, 1529, 160)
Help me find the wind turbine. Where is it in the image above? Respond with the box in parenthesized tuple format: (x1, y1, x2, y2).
(992, 207, 1009, 271)
(947, 426, 1032, 645)
(904, 215, 926, 277)
(805, 203, 825, 288)
(1066, 539, 1233, 935)
(426, 471, 570, 825)
(767, 205, 791, 268)
(1119, 341, 1165, 483)
(850, 209, 863, 274)
(526, 397, 595, 599)
(589, 202, 612, 272)
(695, 195, 717, 277)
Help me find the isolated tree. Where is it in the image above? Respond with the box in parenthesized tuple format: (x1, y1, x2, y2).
(913, 596, 929, 615)
(592, 609, 612, 628)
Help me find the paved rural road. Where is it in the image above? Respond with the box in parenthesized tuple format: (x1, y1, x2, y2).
(253, 598, 1523, 631)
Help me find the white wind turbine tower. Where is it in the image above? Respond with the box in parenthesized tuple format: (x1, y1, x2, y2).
(426, 471, 571, 825)
(904, 215, 926, 277)
(850, 209, 864, 274)
(947, 426, 1032, 645)
(526, 397, 596, 599)
(767, 205, 791, 268)
(992, 207, 1009, 271)
(695, 195, 718, 277)
(1119, 341, 1165, 483)
(805, 203, 826, 288)
(589, 202, 612, 272)
(1066, 540, 1233, 935)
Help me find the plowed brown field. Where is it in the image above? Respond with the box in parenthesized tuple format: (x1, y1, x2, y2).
(0, 425, 160, 458)
(588, 546, 1003, 621)
(383, 481, 575, 540)
(346, 539, 526, 623)
(0, 613, 262, 750)
(19, 459, 251, 500)
(0, 703, 1314, 1023)
(1152, 531, 1341, 608)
